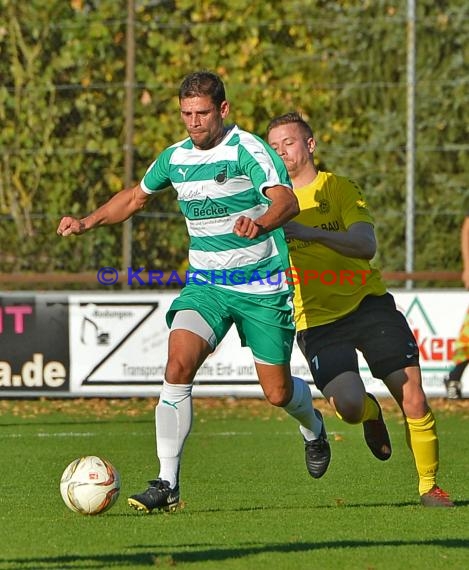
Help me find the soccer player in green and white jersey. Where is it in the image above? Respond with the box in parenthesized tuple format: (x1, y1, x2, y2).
(57, 71, 331, 513)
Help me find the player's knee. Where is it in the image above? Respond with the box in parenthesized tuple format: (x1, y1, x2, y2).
(402, 390, 428, 418)
(165, 359, 193, 384)
(336, 400, 364, 424)
(265, 387, 290, 407)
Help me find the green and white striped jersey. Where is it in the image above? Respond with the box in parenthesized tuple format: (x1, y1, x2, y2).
(141, 125, 292, 294)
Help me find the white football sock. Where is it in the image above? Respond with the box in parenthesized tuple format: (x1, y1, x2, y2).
(283, 376, 322, 441)
(155, 380, 193, 488)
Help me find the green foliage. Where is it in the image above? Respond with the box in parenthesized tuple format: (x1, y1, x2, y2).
(0, 0, 467, 285)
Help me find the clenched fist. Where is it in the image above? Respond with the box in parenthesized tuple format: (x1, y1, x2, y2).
(57, 217, 86, 237)
(233, 216, 263, 239)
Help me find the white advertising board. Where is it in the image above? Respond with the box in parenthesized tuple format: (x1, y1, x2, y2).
(67, 290, 468, 398)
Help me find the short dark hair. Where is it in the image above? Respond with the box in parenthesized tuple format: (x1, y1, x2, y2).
(266, 112, 314, 140)
(179, 71, 226, 108)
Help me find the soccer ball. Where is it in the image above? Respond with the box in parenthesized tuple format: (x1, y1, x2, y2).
(60, 455, 121, 515)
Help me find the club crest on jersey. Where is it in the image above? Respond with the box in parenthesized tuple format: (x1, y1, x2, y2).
(318, 199, 330, 214)
(214, 164, 228, 184)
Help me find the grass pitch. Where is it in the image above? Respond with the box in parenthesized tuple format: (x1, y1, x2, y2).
(0, 397, 468, 570)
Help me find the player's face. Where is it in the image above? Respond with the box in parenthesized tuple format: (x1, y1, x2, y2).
(267, 123, 314, 178)
(180, 96, 229, 150)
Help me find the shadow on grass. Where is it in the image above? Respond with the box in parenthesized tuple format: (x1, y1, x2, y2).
(107, 496, 468, 517)
(157, 499, 468, 511)
(3, 538, 469, 569)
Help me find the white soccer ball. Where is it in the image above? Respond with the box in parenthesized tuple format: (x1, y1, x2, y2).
(60, 455, 121, 515)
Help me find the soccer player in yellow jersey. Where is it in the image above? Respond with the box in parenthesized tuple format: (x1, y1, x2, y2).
(444, 202, 469, 399)
(267, 112, 454, 507)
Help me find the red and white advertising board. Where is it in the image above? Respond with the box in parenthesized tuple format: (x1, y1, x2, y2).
(1, 290, 467, 398)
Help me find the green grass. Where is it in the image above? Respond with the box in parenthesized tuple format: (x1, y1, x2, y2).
(0, 398, 468, 570)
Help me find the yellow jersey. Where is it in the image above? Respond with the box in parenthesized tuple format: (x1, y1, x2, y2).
(288, 171, 387, 330)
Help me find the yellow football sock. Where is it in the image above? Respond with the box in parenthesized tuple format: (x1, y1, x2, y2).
(335, 394, 379, 422)
(361, 394, 380, 421)
(405, 410, 439, 495)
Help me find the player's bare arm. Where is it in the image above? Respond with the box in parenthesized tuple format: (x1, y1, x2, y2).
(284, 220, 376, 259)
(233, 185, 299, 239)
(57, 184, 150, 237)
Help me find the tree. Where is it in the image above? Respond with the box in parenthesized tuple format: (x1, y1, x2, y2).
(0, 0, 466, 287)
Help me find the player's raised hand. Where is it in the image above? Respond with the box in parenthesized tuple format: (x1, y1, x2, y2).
(57, 216, 86, 237)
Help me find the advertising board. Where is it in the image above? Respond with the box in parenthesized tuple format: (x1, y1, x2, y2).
(1, 291, 467, 398)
